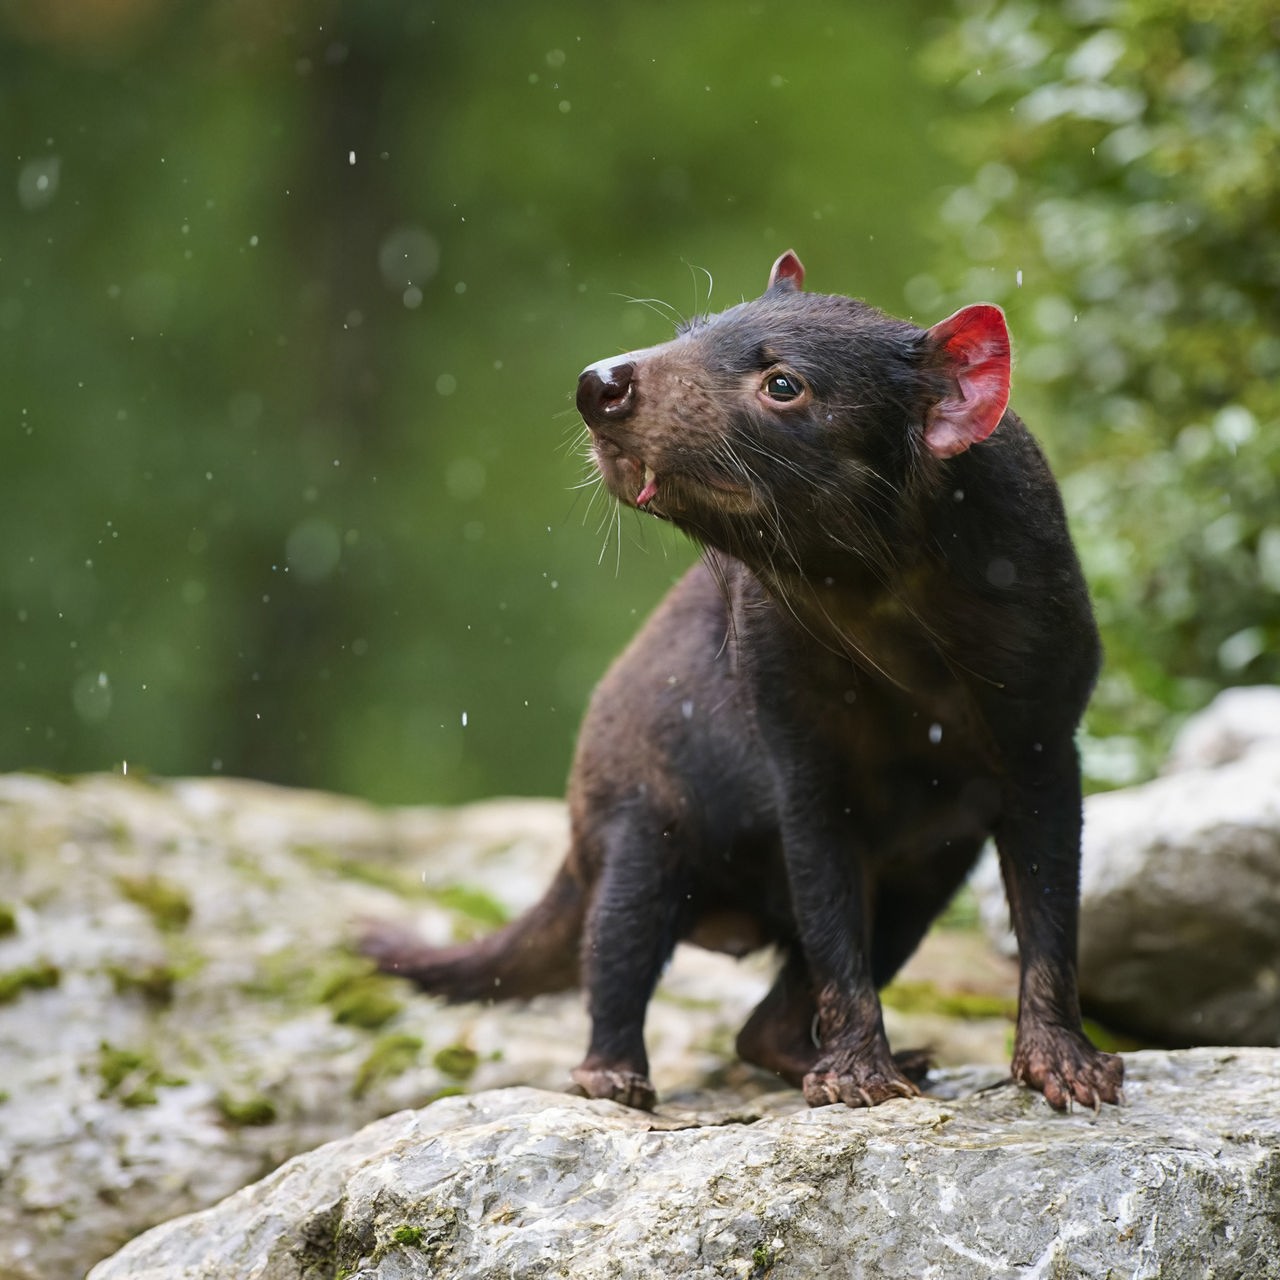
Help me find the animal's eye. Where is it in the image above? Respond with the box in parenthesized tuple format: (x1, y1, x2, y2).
(762, 371, 805, 403)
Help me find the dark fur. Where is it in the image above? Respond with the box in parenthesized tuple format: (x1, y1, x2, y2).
(363, 257, 1124, 1112)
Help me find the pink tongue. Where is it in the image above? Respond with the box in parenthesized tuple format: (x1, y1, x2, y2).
(636, 475, 659, 507)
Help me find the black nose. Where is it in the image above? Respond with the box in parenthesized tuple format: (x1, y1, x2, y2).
(576, 361, 636, 429)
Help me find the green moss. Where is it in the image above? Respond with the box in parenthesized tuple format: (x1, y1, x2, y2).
(215, 1093, 278, 1126)
(880, 979, 1015, 1021)
(0, 960, 60, 1004)
(97, 1041, 186, 1107)
(115, 874, 193, 931)
(426, 1084, 466, 1105)
(239, 948, 316, 1004)
(0, 902, 17, 937)
(432, 1044, 479, 1081)
(294, 843, 511, 931)
(390, 1225, 423, 1247)
(426, 885, 509, 928)
(353, 1033, 423, 1099)
(936, 886, 981, 932)
(226, 848, 284, 890)
(1082, 1018, 1147, 1054)
(106, 961, 178, 1005)
(749, 1242, 778, 1278)
(291, 844, 420, 896)
(318, 967, 404, 1030)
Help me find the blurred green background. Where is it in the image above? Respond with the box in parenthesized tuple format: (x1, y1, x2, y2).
(3, 0, 1276, 803)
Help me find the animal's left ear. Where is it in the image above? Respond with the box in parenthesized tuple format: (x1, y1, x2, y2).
(767, 250, 805, 293)
(923, 304, 1011, 458)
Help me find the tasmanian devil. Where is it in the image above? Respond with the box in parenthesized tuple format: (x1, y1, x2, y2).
(363, 251, 1125, 1113)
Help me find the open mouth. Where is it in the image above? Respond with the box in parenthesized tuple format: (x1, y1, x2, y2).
(592, 443, 752, 517)
(636, 465, 659, 508)
(592, 444, 663, 512)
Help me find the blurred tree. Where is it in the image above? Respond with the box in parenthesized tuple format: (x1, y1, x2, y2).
(1, 0, 959, 801)
(923, 0, 1280, 783)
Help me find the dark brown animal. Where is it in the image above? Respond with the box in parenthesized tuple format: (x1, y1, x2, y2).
(364, 251, 1124, 1113)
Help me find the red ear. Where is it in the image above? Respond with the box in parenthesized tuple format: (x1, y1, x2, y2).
(923, 304, 1011, 458)
(767, 250, 805, 293)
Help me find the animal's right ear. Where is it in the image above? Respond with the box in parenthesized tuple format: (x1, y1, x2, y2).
(767, 250, 805, 294)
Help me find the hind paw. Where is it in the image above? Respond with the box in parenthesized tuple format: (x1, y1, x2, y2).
(802, 1045, 920, 1109)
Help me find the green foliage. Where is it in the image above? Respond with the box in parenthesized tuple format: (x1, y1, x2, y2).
(925, 0, 1280, 780)
(0, 1, 958, 804)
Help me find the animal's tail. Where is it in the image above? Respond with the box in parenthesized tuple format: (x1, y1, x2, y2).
(359, 863, 585, 1002)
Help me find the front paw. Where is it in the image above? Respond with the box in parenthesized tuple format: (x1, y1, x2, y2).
(570, 1064, 657, 1111)
(802, 1049, 920, 1109)
(1012, 1026, 1124, 1111)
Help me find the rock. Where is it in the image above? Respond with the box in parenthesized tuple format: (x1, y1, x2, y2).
(1163, 685, 1280, 773)
(0, 773, 1012, 1280)
(0, 774, 573, 1280)
(1076, 744, 1280, 1044)
(88, 1049, 1280, 1280)
(973, 690, 1280, 1046)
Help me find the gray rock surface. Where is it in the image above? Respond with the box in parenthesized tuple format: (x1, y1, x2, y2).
(1076, 742, 1280, 1044)
(975, 688, 1280, 1046)
(89, 1048, 1280, 1280)
(0, 773, 1012, 1280)
(1162, 685, 1280, 773)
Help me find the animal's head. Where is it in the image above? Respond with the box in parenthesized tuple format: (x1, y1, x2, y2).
(576, 252, 1011, 572)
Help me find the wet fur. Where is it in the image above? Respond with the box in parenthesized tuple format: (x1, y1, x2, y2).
(363, 259, 1124, 1113)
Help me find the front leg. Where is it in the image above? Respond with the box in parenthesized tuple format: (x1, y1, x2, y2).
(997, 752, 1124, 1110)
(779, 790, 917, 1109)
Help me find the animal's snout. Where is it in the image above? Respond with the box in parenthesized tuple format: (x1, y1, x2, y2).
(577, 360, 636, 431)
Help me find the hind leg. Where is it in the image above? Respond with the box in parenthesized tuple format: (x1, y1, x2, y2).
(870, 838, 986, 988)
(738, 840, 984, 1093)
(737, 948, 934, 1089)
(735, 948, 817, 1087)
(570, 823, 694, 1110)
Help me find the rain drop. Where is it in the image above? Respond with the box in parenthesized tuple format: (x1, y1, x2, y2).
(986, 558, 1016, 588)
